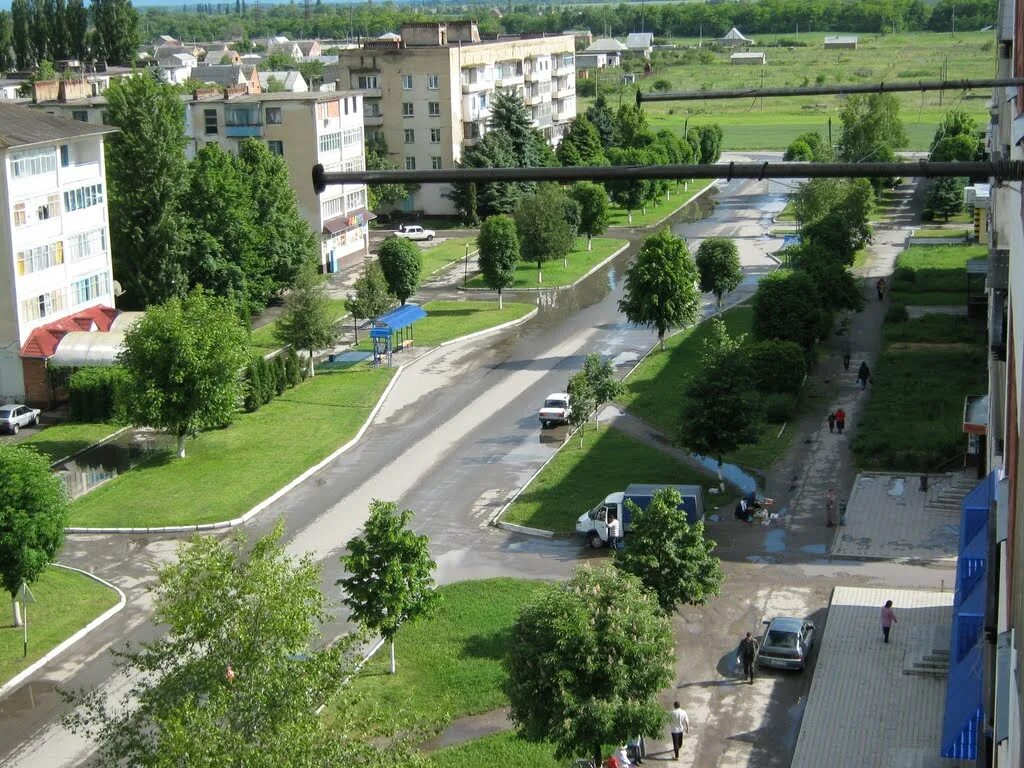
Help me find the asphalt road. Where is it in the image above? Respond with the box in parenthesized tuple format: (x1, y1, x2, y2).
(0, 168, 792, 767)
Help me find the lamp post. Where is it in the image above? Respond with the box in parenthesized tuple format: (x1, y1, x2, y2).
(464, 243, 470, 286)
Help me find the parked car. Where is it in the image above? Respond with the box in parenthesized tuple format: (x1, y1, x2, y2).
(757, 616, 815, 671)
(538, 393, 571, 428)
(394, 224, 435, 241)
(0, 403, 40, 434)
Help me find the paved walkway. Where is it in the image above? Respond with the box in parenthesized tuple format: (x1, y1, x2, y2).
(791, 586, 966, 768)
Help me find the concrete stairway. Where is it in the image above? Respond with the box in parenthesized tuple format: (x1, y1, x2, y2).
(926, 471, 978, 514)
(902, 624, 950, 678)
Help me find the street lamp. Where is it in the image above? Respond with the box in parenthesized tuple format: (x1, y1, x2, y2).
(464, 243, 470, 286)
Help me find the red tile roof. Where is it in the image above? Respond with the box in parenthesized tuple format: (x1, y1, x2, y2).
(20, 305, 119, 359)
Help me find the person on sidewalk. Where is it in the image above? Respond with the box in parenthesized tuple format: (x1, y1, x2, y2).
(669, 701, 689, 759)
(738, 632, 758, 683)
(857, 362, 872, 390)
(876, 277, 887, 301)
(608, 514, 622, 551)
(835, 408, 846, 434)
(825, 489, 838, 527)
(843, 347, 852, 371)
(881, 600, 898, 643)
(826, 411, 836, 433)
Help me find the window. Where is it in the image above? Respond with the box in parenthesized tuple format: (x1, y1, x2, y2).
(356, 75, 378, 89)
(36, 193, 59, 221)
(204, 109, 218, 135)
(226, 107, 259, 126)
(11, 147, 56, 178)
(405, 156, 416, 170)
(428, 102, 440, 117)
(402, 74, 413, 90)
(345, 189, 365, 211)
(404, 129, 415, 144)
(319, 132, 342, 152)
(66, 229, 106, 262)
(268, 140, 284, 155)
(427, 74, 439, 89)
(60, 144, 70, 167)
(343, 157, 364, 172)
(321, 194, 345, 220)
(16, 241, 64, 275)
(71, 271, 111, 305)
(342, 127, 363, 147)
(63, 183, 104, 212)
(265, 107, 282, 124)
(13, 202, 25, 226)
(14, 193, 60, 227)
(431, 156, 442, 170)
(430, 128, 441, 143)
(71, 110, 88, 122)
(402, 102, 414, 117)
(316, 101, 340, 121)
(21, 288, 66, 322)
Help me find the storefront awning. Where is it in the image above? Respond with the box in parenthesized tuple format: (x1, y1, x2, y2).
(323, 209, 376, 235)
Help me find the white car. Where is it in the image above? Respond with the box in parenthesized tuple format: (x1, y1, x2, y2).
(539, 393, 571, 428)
(394, 225, 435, 241)
(0, 403, 40, 434)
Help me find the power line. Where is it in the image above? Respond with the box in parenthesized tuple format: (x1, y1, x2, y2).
(637, 77, 1024, 104)
(313, 160, 1023, 193)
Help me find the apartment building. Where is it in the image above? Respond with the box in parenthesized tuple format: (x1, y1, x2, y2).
(36, 87, 371, 274)
(0, 104, 118, 405)
(329, 21, 576, 215)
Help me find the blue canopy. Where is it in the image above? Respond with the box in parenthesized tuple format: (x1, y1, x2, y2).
(370, 304, 427, 339)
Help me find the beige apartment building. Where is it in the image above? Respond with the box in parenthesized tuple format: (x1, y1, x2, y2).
(329, 22, 576, 215)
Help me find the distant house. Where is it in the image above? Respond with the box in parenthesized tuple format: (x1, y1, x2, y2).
(204, 47, 240, 65)
(258, 70, 308, 93)
(155, 44, 203, 60)
(576, 53, 608, 69)
(562, 29, 593, 47)
(150, 34, 181, 47)
(191, 64, 260, 92)
(823, 36, 858, 50)
(717, 27, 753, 47)
(625, 32, 654, 56)
(157, 52, 197, 84)
(730, 51, 766, 65)
(377, 32, 402, 41)
(584, 38, 626, 67)
(267, 41, 302, 60)
(294, 40, 322, 60)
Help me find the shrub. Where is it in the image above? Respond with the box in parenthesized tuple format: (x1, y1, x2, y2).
(886, 303, 909, 323)
(740, 339, 808, 393)
(815, 74, 826, 85)
(752, 269, 824, 350)
(652, 78, 672, 92)
(272, 354, 287, 395)
(284, 348, 302, 386)
(68, 366, 128, 422)
(243, 357, 263, 412)
(576, 78, 596, 97)
(257, 356, 275, 404)
(762, 392, 797, 422)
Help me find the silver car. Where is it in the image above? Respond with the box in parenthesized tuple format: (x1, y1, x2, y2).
(757, 616, 815, 671)
(0, 404, 40, 434)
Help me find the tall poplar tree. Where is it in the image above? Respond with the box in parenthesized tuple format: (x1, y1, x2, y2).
(29, 0, 49, 64)
(10, 0, 31, 70)
(67, 0, 88, 59)
(52, 0, 69, 60)
(92, 0, 140, 65)
(0, 12, 15, 72)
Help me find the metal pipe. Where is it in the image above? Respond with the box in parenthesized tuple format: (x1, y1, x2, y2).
(313, 160, 1023, 192)
(636, 77, 1024, 103)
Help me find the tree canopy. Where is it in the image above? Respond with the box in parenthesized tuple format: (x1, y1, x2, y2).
(377, 238, 423, 305)
(837, 92, 907, 163)
(569, 181, 610, 250)
(346, 259, 393, 338)
(514, 184, 577, 282)
(752, 269, 825, 350)
(274, 261, 339, 376)
(695, 237, 743, 308)
(477, 214, 520, 307)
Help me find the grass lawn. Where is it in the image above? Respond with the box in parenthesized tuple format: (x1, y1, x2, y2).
(465, 237, 626, 289)
(325, 578, 548, 734)
(853, 247, 871, 270)
(912, 228, 970, 239)
(776, 201, 796, 221)
(355, 299, 534, 350)
(427, 732, 561, 768)
(890, 244, 986, 306)
(502, 423, 714, 534)
(418, 236, 478, 277)
(250, 298, 350, 353)
(606, 179, 714, 227)
(0, 566, 119, 686)
(883, 314, 986, 345)
(67, 366, 395, 528)
(21, 421, 120, 463)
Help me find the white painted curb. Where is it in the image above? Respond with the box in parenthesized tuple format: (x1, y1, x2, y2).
(616, 179, 719, 230)
(438, 307, 537, 347)
(459, 243, 630, 293)
(0, 564, 126, 700)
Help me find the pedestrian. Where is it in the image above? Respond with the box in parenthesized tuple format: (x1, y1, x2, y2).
(616, 744, 634, 767)
(825, 488, 838, 527)
(876, 277, 887, 301)
(669, 701, 689, 759)
(857, 362, 872, 390)
(835, 407, 846, 434)
(607, 514, 621, 551)
(738, 631, 758, 684)
(827, 411, 836, 433)
(842, 347, 852, 371)
(881, 600, 898, 643)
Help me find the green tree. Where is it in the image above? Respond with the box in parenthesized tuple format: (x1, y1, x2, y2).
(695, 237, 742, 308)
(503, 563, 674, 768)
(365, 146, 410, 211)
(11, 0, 31, 69)
(606, 146, 653, 223)
(582, 352, 623, 426)
(51, 0, 68, 59)
(585, 93, 616, 148)
(345, 259, 392, 341)
(800, 179, 875, 266)
(752, 269, 824, 350)
(556, 115, 606, 166)
(297, 58, 322, 86)
(489, 89, 553, 167)
(514, 184, 576, 283)
(931, 134, 979, 162)
(569, 181, 610, 251)
(66, 0, 88, 59)
(618, 228, 700, 350)
(0, 444, 68, 627)
(786, 131, 831, 162)
(92, 0, 140, 66)
(263, 51, 296, 70)
(118, 289, 248, 458)
(837, 92, 907, 162)
(337, 499, 438, 675)
(566, 370, 595, 447)
(789, 241, 865, 313)
(783, 139, 813, 161)
(477, 214, 519, 308)
(615, 487, 723, 614)
(693, 123, 723, 164)
(739, 339, 808, 394)
(64, 523, 397, 767)
(274, 261, 338, 377)
(377, 237, 423, 305)
(264, 73, 285, 91)
(927, 176, 967, 221)
(0, 12, 14, 72)
(791, 178, 845, 227)
(446, 131, 522, 223)
(104, 74, 190, 309)
(930, 108, 977, 151)
(614, 102, 653, 149)
(30, 0, 49, 65)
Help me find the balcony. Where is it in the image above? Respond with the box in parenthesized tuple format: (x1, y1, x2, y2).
(524, 68, 546, 82)
(555, 60, 575, 76)
(359, 87, 382, 98)
(461, 70, 489, 93)
(363, 111, 384, 126)
(556, 84, 575, 99)
(533, 113, 553, 128)
(225, 123, 263, 138)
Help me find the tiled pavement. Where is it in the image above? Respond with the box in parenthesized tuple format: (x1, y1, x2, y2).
(831, 473, 962, 562)
(791, 586, 967, 768)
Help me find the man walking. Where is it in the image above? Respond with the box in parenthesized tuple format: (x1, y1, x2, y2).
(607, 514, 621, 551)
(739, 632, 758, 684)
(669, 701, 689, 760)
(835, 407, 846, 435)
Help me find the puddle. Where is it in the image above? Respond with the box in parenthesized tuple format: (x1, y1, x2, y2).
(764, 528, 786, 553)
(692, 454, 758, 494)
(887, 477, 906, 498)
(54, 430, 174, 500)
(746, 554, 776, 564)
(611, 351, 639, 367)
(800, 543, 828, 555)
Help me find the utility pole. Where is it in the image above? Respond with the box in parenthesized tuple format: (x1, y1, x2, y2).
(828, 115, 832, 148)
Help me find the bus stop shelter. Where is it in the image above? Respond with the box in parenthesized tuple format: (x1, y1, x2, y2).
(370, 304, 428, 366)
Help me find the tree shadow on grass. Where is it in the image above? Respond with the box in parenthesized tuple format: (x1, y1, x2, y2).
(462, 627, 515, 662)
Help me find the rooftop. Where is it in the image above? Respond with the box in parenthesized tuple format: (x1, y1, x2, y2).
(0, 102, 116, 148)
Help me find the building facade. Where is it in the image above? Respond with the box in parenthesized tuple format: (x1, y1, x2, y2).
(0, 104, 117, 405)
(329, 22, 576, 215)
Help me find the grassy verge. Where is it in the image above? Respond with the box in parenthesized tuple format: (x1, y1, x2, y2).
(21, 422, 119, 463)
(0, 566, 119, 686)
(890, 244, 985, 306)
(606, 179, 713, 227)
(68, 366, 395, 528)
(912, 228, 970, 239)
(465, 238, 626, 289)
(355, 300, 534, 351)
(419, 237, 478, 277)
(325, 579, 548, 734)
(883, 314, 985, 345)
(502, 423, 714, 534)
(250, 298, 350, 353)
(427, 732, 561, 768)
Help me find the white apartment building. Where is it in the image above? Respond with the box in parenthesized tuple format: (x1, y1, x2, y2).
(0, 104, 118, 406)
(329, 22, 576, 215)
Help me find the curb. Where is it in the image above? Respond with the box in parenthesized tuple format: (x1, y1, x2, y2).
(495, 521, 555, 538)
(0, 564, 126, 700)
(438, 307, 538, 347)
(457, 242, 630, 294)
(607, 179, 719, 231)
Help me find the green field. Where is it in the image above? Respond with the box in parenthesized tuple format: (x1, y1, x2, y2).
(912, 228, 970, 239)
(355, 299, 534, 350)
(418, 236, 479, 277)
(465, 237, 627, 289)
(890, 244, 985, 305)
(582, 31, 992, 150)
(0, 567, 119, 686)
(21, 422, 120, 464)
(607, 178, 714, 226)
(68, 366, 395, 528)
(427, 732, 561, 768)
